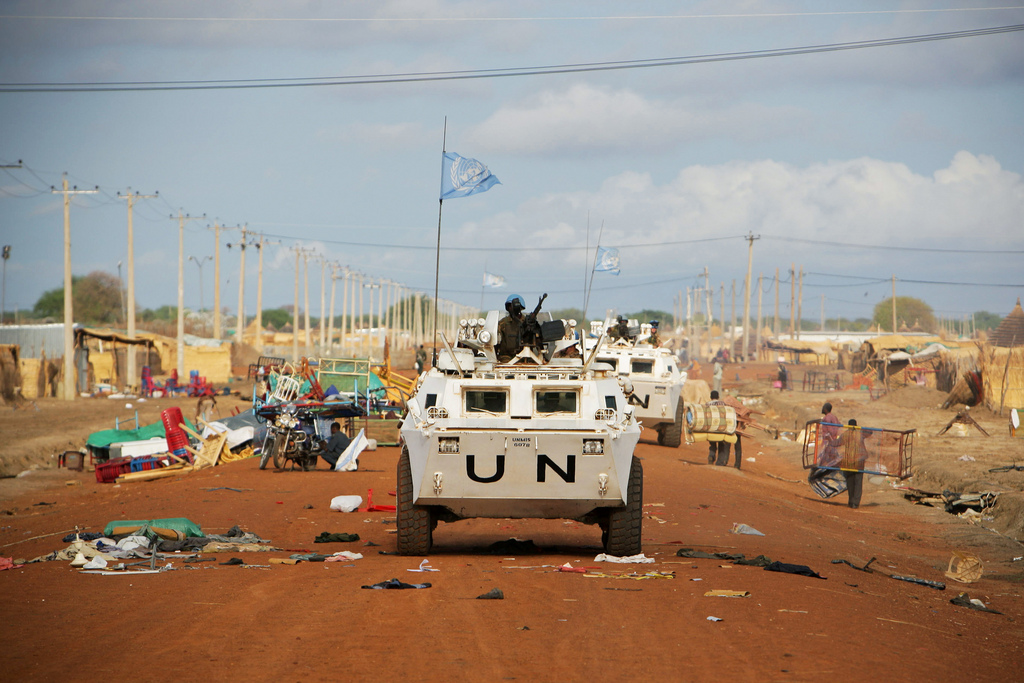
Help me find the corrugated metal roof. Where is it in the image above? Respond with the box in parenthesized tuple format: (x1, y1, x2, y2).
(0, 323, 73, 359)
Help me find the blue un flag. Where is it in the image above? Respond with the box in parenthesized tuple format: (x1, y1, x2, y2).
(594, 247, 621, 275)
(440, 152, 501, 200)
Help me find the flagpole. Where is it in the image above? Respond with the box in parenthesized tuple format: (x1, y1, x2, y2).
(432, 117, 447, 366)
(582, 220, 605, 323)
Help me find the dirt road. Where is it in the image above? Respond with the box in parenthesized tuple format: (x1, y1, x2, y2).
(1, 363, 1022, 681)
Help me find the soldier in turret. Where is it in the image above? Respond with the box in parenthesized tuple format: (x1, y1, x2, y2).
(497, 294, 526, 362)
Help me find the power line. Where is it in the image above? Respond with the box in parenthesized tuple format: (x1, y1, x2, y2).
(764, 235, 1023, 254)
(3, 7, 1022, 23)
(2, 24, 1021, 92)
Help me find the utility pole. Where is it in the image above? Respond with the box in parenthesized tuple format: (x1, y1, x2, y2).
(756, 273, 763, 361)
(730, 280, 736, 357)
(1, 161, 22, 325)
(303, 251, 312, 351)
(342, 268, 350, 355)
(117, 189, 157, 391)
(319, 257, 327, 351)
(292, 247, 301, 362)
(742, 232, 759, 361)
(53, 176, 97, 400)
(376, 278, 384, 353)
(704, 268, 711, 360)
(796, 267, 804, 341)
(210, 223, 224, 340)
(231, 225, 251, 345)
(327, 264, 338, 353)
(789, 264, 795, 340)
(719, 283, 725, 352)
(255, 234, 267, 353)
(773, 268, 780, 337)
(891, 274, 897, 333)
(170, 211, 205, 380)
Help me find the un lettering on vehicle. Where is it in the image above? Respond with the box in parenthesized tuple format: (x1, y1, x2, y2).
(465, 453, 576, 484)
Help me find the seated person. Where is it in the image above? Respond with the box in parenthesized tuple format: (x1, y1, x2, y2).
(320, 422, 352, 469)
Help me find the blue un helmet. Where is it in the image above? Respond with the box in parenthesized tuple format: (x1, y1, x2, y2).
(505, 294, 526, 314)
(649, 320, 660, 327)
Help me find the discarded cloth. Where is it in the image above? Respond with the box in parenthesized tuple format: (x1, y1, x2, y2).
(594, 553, 655, 563)
(62, 532, 104, 543)
(220, 557, 245, 566)
(477, 588, 504, 600)
(325, 551, 364, 562)
(362, 578, 431, 590)
(408, 559, 438, 572)
(202, 542, 280, 553)
(950, 592, 1002, 614)
(584, 571, 675, 580)
(289, 553, 329, 562)
(1, 557, 24, 571)
(314, 532, 360, 543)
(730, 523, 765, 536)
(675, 549, 772, 567)
(704, 590, 750, 598)
(764, 561, 825, 579)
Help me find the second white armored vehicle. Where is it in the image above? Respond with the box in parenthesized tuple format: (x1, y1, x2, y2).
(591, 319, 688, 447)
(398, 304, 643, 556)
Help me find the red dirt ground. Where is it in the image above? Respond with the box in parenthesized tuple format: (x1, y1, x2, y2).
(1, 363, 1022, 682)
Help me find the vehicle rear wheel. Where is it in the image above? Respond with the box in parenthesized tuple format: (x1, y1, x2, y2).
(604, 456, 643, 556)
(660, 400, 684, 448)
(397, 448, 433, 555)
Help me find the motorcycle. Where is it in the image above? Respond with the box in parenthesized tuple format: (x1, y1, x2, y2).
(259, 405, 325, 471)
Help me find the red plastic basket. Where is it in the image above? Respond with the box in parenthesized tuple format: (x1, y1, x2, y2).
(95, 457, 133, 483)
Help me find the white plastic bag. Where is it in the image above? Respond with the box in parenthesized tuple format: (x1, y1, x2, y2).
(330, 495, 363, 512)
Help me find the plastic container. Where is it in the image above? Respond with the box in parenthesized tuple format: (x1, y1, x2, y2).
(130, 456, 169, 473)
(95, 457, 133, 483)
(161, 407, 185, 434)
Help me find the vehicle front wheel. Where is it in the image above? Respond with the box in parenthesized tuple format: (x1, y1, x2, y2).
(660, 400, 684, 448)
(273, 434, 290, 471)
(604, 456, 643, 556)
(397, 448, 434, 555)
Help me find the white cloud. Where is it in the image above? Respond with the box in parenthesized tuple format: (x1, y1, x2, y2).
(450, 152, 1024, 280)
(465, 83, 807, 155)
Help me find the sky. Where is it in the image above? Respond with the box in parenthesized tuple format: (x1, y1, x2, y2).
(1, 0, 1023, 332)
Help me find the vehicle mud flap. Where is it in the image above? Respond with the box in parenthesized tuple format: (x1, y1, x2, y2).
(604, 456, 643, 556)
(659, 400, 684, 448)
(397, 448, 434, 555)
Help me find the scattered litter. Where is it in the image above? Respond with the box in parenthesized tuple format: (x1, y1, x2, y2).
(945, 551, 983, 584)
(950, 592, 1002, 614)
(557, 563, 587, 573)
(957, 455, 976, 462)
(707, 616, 723, 622)
(361, 488, 397, 512)
(270, 558, 298, 565)
(676, 549, 772, 566)
(289, 553, 328, 562)
(325, 551, 363, 562)
(477, 588, 504, 600)
(745, 457, 756, 463)
(594, 553, 655, 563)
(408, 559, 438, 572)
(0, 557, 24, 571)
(584, 571, 674, 581)
(704, 590, 750, 598)
(220, 557, 245, 566)
(362, 578, 432, 590)
(831, 557, 876, 573)
(891, 575, 945, 590)
(330, 495, 363, 513)
(314, 532, 360, 543)
(691, 578, 703, 581)
(778, 609, 808, 613)
(764, 561, 825, 579)
(731, 523, 765, 536)
(82, 556, 108, 570)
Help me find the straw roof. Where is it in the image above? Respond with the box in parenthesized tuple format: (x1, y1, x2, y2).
(988, 298, 1024, 348)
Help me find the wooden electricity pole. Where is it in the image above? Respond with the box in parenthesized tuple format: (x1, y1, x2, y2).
(789, 264, 796, 339)
(211, 223, 224, 339)
(891, 274, 897, 333)
(796, 267, 804, 341)
(235, 225, 250, 345)
(117, 189, 157, 391)
(756, 273, 763, 361)
(773, 267, 780, 337)
(742, 232, 759, 361)
(52, 176, 97, 399)
(171, 211, 204, 381)
(292, 247, 301, 362)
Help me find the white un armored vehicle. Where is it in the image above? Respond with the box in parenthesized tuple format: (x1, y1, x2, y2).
(398, 299, 643, 556)
(590, 318, 687, 448)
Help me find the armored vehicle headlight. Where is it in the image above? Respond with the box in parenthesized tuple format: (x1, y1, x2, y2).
(583, 439, 604, 454)
(478, 330, 492, 344)
(438, 437, 460, 454)
(595, 408, 616, 422)
(655, 386, 667, 395)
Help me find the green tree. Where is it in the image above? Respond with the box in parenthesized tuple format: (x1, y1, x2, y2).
(261, 308, 292, 330)
(872, 297, 936, 333)
(973, 311, 1002, 331)
(626, 309, 673, 325)
(32, 271, 123, 324)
